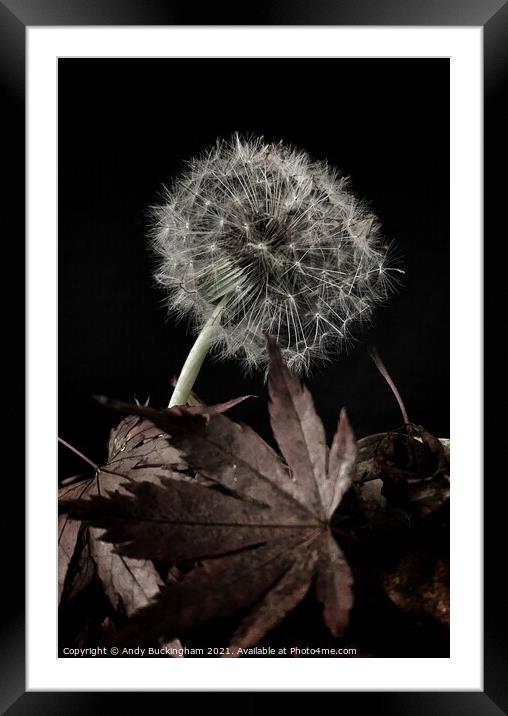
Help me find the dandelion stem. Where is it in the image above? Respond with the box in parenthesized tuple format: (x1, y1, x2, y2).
(169, 300, 225, 407)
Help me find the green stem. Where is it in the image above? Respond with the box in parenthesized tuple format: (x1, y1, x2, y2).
(169, 301, 225, 407)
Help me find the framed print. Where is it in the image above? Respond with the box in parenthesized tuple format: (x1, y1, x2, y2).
(1, 0, 501, 710)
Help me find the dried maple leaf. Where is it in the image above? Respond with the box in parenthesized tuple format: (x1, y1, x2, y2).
(383, 551, 450, 627)
(61, 339, 356, 653)
(59, 470, 166, 615)
(355, 425, 450, 522)
(59, 396, 250, 642)
(59, 479, 93, 603)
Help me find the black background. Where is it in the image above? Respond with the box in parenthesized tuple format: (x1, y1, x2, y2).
(58, 58, 449, 479)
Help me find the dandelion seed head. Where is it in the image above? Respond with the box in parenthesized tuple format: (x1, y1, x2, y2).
(149, 134, 400, 374)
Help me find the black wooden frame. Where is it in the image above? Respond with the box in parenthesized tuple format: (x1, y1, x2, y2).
(2, 0, 501, 711)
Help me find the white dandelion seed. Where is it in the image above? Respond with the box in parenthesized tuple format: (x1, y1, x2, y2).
(149, 134, 401, 405)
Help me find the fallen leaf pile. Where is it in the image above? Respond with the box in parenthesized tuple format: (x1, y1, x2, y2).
(60, 341, 357, 653)
(59, 340, 450, 656)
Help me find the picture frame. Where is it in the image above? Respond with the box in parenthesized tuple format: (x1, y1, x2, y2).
(2, 0, 499, 709)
